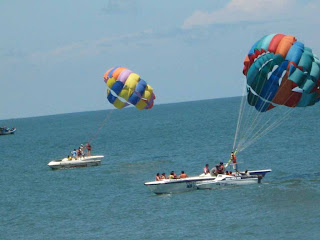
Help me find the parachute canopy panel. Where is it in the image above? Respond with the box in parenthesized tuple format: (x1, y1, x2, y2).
(243, 33, 320, 112)
(103, 67, 155, 110)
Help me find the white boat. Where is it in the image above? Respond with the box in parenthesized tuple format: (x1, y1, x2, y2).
(195, 174, 262, 189)
(48, 155, 104, 170)
(144, 169, 271, 194)
(144, 175, 215, 194)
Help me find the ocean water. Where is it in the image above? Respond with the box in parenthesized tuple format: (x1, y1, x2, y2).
(1, 97, 320, 240)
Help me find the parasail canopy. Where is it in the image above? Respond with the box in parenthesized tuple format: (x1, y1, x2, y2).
(103, 67, 155, 110)
(232, 34, 320, 153)
(243, 33, 320, 112)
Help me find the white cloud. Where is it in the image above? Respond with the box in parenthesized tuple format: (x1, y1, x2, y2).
(182, 0, 318, 29)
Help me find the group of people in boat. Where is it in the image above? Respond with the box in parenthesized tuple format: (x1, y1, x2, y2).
(155, 170, 188, 181)
(204, 151, 238, 176)
(205, 163, 236, 176)
(67, 143, 92, 160)
(154, 152, 239, 181)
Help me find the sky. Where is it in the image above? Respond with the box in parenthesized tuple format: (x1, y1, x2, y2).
(1, 0, 320, 119)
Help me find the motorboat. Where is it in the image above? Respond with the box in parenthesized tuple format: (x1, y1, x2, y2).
(48, 155, 104, 170)
(145, 175, 215, 194)
(0, 127, 16, 135)
(144, 169, 271, 194)
(195, 174, 262, 189)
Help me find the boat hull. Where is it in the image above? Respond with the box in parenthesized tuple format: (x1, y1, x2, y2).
(196, 175, 260, 189)
(245, 169, 271, 177)
(0, 128, 16, 135)
(48, 155, 104, 170)
(144, 176, 215, 194)
(145, 169, 271, 194)
(145, 180, 196, 194)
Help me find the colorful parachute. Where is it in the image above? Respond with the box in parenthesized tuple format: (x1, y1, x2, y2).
(103, 67, 155, 110)
(243, 33, 320, 112)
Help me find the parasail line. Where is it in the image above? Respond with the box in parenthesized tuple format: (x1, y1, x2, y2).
(87, 109, 114, 144)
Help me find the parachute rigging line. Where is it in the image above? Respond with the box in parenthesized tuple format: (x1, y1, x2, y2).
(233, 56, 295, 153)
(232, 82, 248, 151)
(87, 109, 114, 144)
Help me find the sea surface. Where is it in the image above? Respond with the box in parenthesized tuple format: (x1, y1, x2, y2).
(1, 97, 320, 240)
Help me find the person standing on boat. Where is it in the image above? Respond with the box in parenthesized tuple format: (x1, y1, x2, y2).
(76, 148, 82, 159)
(85, 143, 92, 156)
(80, 144, 85, 157)
(71, 149, 77, 159)
(203, 164, 210, 175)
(230, 152, 238, 173)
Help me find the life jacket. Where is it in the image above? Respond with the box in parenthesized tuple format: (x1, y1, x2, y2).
(232, 155, 237, 163)
(168, 174, 175, 179)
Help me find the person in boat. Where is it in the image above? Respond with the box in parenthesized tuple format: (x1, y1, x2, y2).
(179, 171, 188, 178)
(215, 163, 223, 175)
(225, 171, 229, 175)
(203, 164, 210, 175)
(218, 162, 224, 174)
(85, 143, 92, 156)
(71, 149, 77, 159)
(161, 173, 166, 179)
(211, 165, 220, 176)
(80, 144, 85, 157)
(229, 171, 234, 176)
(230, 152, 238, 173)
(168, 171, 177, 179)
(76, 148, 82, 158)
(155, 173, 161, 181)
(67, 155, 72, 160)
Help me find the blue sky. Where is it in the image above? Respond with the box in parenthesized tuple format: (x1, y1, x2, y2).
(1, 0, 320, 119)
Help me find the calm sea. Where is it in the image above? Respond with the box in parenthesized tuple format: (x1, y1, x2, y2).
(1, 97, 319, 240)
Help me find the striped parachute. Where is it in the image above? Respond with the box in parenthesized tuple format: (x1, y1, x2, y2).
(232, 34, 320, 153)
(103, 67, 155, 110)
(243, 33, 320, 112)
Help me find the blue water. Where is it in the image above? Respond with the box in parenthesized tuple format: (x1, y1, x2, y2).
(1, 98, 320, 240)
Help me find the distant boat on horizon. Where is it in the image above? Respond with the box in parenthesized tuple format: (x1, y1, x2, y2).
(0, 126, 16, 135)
